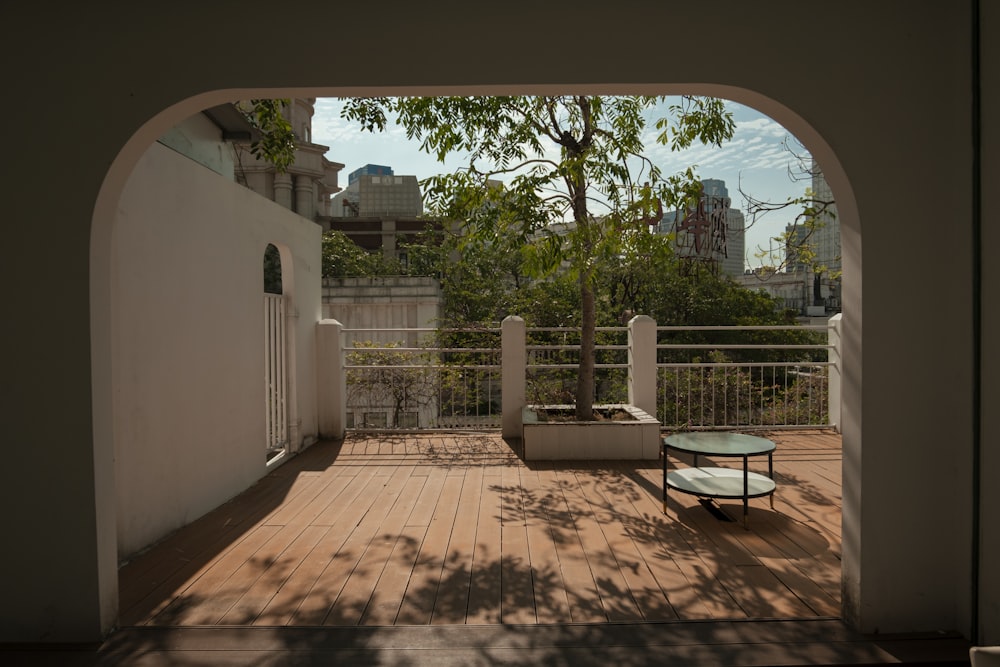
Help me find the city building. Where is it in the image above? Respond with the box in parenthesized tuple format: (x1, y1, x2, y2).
(325, 166, 434, 263)
(234, 98, 345, 222)
(778, 160, 842, 313)
(810, 159, 841, 277)
(347, 163, 394, 184)
(655, 178, 747, 278)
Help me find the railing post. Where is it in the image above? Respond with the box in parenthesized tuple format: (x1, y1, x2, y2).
(828, 313, 843, 431)
(501, 315, 526, 439)
(628, 315, 657, 416)
(317, 319, 346, 439)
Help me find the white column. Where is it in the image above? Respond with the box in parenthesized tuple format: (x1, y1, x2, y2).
(273, 172, 293, 210)
(501, 315, 526, 439)
(828, 313, 843, 432)
(294, 175, 313, 219)
(317, 319, 346, 439)
(628, 314, 657, 416)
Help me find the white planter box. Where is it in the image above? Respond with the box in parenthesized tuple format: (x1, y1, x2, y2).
(522, 404, 661, 460)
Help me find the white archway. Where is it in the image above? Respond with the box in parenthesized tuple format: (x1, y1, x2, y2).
(90, 84, 863, 631)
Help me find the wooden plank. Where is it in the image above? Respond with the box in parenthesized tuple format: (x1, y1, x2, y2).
(395, 473, 466, 624)
(430, 465, 484, 624)
(119, 467, 319, 624)
(324, 471, 425, 625)
(310, 464, 380, 526)
(532, 466, 607, 623)
(264, 470, 356, 529)
(287, 465, 415, 625)
(218, 525, 329, 625)
(518, 463, 573, 624)
(248, 464, 384, 626)
(609, 466, 714, 620)
(148, 525, 282, 625)
(499, 461, 536, 624)
(359, 522, 430, 625)
(465, 462, 503, 624)
(587, 466, 679, 621)
(629, 465, 748, 619)
(118, 430, 844, 630)
(556, 467, 642, 622)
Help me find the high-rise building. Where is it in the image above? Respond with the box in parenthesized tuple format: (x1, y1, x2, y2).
(776, 160, 841, 313)
(655, 178, 746, 278)
(809, 160, 841, 276)
(347, 163, 394, 185)
(331, 171, 423, 218)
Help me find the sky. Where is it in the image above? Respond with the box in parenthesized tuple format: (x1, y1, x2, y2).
(310, 97, 814, 270)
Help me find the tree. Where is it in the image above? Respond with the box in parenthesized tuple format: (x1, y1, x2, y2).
(342, 95, 735, 419)
(241, 99, 297, 173)
(739, 137, 840, 307)
(346, 341, 437, 428)
(321, 229, 402, 278)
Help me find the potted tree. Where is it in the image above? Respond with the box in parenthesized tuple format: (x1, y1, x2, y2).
(343, 95, 734, 458)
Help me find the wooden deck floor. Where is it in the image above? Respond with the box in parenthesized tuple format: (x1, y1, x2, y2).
(118, 430, 843, 629)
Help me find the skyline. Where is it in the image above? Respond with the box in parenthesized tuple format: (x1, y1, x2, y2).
(310, 96, 815, 270)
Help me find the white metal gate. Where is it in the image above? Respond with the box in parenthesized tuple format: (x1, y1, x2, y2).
(264, 293, 288, 460)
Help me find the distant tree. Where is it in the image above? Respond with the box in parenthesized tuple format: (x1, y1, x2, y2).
(321, 229, 402, 278)
(740, 138, 840, 291)
(342, 95, 735, 419)
(346, 341, 437, 428)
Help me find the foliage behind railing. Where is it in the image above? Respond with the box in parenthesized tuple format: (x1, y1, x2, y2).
(343, 328, 501, 430)
(656, 325, 831, 429)
(341, 322, 834, 431)
(525, 326, 629, 407)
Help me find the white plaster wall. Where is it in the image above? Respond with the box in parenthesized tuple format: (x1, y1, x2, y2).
(157, 112, 237, 179)
(113, 141, 321, 559)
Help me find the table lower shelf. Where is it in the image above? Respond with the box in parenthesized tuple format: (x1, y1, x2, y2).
(666, 466, 776, 499)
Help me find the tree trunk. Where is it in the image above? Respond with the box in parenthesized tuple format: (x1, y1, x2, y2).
(576, 271, 596, 420)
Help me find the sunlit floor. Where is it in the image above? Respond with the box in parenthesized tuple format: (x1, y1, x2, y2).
(119, 429, 843, 628)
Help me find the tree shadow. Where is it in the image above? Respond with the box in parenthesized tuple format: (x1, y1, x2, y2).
(117, 438, 345, 625)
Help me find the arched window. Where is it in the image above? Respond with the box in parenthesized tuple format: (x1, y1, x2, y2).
(263, 243, 282, 294)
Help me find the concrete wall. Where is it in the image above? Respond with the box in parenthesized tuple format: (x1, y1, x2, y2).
(113, 141, 321, 559)
(0, 0, 994, 646)
(323, 276, 442, 347)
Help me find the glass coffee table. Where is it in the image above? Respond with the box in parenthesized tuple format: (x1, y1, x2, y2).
(662, 432, 776, 528)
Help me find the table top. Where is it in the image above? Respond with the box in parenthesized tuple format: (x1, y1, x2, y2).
(662, 432, 776, 457)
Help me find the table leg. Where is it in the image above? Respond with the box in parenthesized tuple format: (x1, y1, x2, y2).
(662, 443, 668, 514)
(768, 452, 775, 508)
(743, 454, 749, 529)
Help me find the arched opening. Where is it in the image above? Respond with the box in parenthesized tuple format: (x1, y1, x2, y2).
(92, 86, 862, 634)
(3, 4, 987, 650)
(263, 242, 292, 466)
(263, 242, 283, 295)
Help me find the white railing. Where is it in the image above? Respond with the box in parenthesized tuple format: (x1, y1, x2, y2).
(655, 325, 833, 430)
(341, 327, 501, 430)
(321, 316, 842, 434)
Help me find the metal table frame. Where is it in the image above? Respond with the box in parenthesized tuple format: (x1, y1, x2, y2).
(661, 432, 776, 528)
